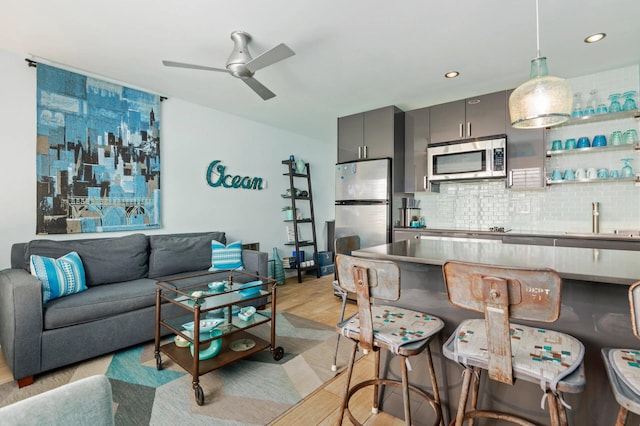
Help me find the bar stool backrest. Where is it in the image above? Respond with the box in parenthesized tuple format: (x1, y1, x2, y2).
(336, 254, 400, 351)
(442, 260, 562, 385)
(335, 254, 400, 301)
(630, 281, 640, 339)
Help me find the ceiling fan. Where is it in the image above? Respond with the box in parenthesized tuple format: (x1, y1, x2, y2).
(163, 31, 295, 100)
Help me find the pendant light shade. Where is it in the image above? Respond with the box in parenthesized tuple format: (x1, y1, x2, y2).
(509, 0, 572, 129)
(509, 57, 572, 128)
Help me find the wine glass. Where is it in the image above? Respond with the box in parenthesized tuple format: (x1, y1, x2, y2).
(622, 91, 637, 111)
(584, 89, 597, 116)
(572, 93, 583, 117)
(621, 158, 634, 178)
(609, 93, 622, 113)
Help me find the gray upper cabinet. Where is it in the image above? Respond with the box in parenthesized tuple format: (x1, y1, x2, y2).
(404, 107, 430, 192)
(337, 105, 405, 191)
(337, 106, 404, 163)
(430, 91, 507, 143)
(505, 89, 545, 189)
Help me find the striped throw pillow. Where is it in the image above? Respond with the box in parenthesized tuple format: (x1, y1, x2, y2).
(30, 251, 87, 303)
(208, 240, 244, 271)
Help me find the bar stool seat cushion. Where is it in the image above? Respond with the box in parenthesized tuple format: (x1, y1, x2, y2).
(609, 349, 640, 395)
(339, 305, 444, 355)
(446, 318, 584, 393)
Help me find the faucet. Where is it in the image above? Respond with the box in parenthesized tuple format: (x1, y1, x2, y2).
(592, 202, 600, 233)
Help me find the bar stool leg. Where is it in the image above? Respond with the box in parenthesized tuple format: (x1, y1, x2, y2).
(546, 391, 560, 426)
(468, 367, 481, 426)
(424, 345, 444, 426)
(616, 406, 628, 426)
(372, 349, 380, 414)
(400, 355, 412, 426)
(340, 341, 359, 424)
(455, 367, 474, 426)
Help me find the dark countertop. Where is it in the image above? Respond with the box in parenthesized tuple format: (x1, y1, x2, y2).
(354, 238, 640, 285)
(394, 226, 640, 241)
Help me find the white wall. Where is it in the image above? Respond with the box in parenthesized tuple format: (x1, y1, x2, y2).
(0, 49, 336, 269)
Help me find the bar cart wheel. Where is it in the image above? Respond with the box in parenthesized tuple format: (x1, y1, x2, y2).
(194, 383, 204, 406)
(155, 352, 162, 370)
(272, 346, 284, 361)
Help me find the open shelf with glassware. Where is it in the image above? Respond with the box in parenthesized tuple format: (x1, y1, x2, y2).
(544, 104, 639, 186)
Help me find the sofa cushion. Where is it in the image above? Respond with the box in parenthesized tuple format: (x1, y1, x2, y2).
(148, 232, 226, 278)
(25, 234, 149, 287)
(209, 240, 244, 271)
(43, 278, 158, 329)
(30, 251, 88, 303)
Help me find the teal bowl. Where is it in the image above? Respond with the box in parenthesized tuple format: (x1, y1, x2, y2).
(189, 329, 223, 360)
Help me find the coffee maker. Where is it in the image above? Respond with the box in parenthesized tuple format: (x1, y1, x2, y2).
(398, 197, 422, 228)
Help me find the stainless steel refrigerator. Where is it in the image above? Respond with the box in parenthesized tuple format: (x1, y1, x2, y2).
(335, 158, 391, 250)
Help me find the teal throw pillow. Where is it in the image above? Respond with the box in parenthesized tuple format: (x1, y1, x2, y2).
(30, 251, 88, 303)
(209, 240, 244, 272)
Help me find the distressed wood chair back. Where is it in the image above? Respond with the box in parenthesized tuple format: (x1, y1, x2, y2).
(630, 281, 640, 340)
(442, 260, 562, 385)
(335, 254, 400, 351)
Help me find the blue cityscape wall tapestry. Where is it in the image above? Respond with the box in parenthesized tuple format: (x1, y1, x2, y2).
(36, 64, 161, 234)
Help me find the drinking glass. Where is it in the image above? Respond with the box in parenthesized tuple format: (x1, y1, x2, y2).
(551, 139, 563, 151)
(592, 135, 607, 147)
(623, 129, 638, 145)
(609, 93, 622, 113)
(621, 158, 634, 178)
(565, 138, 577, 150)
(584, 89, 597, 115)
(622, 91, 637, 111)
(577, 137, 590, 149)
(572, 93, 583, 117)
(610, 131, 623, 146)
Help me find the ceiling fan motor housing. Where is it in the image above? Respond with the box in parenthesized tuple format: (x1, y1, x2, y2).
(227, 31, 254, 77)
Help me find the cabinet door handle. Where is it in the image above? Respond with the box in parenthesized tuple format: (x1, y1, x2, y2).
(363, 145, 368, 158)
(459, 123, 464, 138)
(467, 122, 471, 137)
(423, 175, 427, 190)
(508, 170, 513, 187)
(358, 146, 362, 159)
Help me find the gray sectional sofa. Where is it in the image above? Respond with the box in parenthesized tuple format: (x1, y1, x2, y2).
(0, 231, 268, 386)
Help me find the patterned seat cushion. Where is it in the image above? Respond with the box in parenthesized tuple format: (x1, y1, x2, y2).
(609, 349, 640, 396)
(450, 318, 584, 393)
(340, 305, 444, 354)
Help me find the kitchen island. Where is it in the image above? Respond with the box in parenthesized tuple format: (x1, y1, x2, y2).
(351, 238, 640, 425)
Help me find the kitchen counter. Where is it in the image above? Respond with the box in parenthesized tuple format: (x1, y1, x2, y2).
(349, 239, 640, 425)
(357, 238, 640, 285)
(394, 226, 640, 251)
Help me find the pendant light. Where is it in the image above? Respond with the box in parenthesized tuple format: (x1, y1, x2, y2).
(509, 0, 572, 129)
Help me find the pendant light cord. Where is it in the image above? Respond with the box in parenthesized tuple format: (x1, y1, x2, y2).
(535, 0, 541, 58)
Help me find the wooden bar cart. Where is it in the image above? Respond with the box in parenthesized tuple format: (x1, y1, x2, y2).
(154, 270, 283, 405)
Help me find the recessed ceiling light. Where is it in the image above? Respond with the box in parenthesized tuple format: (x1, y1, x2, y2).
(445, 71, 459, 79)
(584, 33, 606, 43)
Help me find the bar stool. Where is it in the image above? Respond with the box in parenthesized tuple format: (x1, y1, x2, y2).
(602, 280, 640, 425)
(331, 235, 360, 372)
(441, 260, 586, 426)
(335, 254, 444, 426)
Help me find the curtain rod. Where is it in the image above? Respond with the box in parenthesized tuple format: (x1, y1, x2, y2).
(25, 56, 168, 101)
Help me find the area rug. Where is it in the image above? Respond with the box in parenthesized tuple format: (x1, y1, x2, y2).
(0, 312, 353, 425)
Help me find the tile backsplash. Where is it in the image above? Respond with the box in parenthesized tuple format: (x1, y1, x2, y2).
(412, 64, 640, 234)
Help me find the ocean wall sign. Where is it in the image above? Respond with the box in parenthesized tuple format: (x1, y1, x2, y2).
(206, 160, 265, 190)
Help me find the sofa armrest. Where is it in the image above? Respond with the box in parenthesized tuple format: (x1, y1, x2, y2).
(242, 249, 268, 277)
(0, 375, 114, 425)
(0, 268, 43, 380)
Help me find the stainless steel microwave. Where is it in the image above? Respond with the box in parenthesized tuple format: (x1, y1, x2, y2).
(427, 136, 507, 182)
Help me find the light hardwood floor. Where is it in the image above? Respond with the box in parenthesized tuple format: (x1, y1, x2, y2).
(0, 273, 404, 425)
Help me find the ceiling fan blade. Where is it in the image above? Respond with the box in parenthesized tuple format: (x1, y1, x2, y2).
(162, 60, 228, 73)
(245, 43, 295, 73)
(242, 77, 276, 100)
